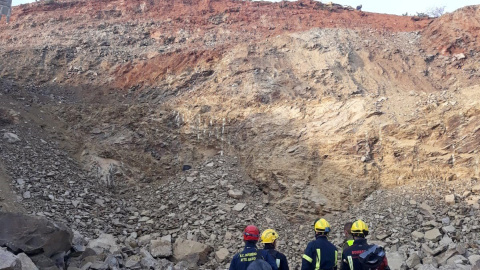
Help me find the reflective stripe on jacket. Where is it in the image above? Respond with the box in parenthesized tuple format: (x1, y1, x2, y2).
(301, 235, 338, 270)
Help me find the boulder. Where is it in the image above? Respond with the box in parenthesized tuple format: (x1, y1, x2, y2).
(469, 255, 480, 266)
(441, 217, 450, 225)
(386, 251, 404, 270)
(440, 236, 453, 246)
(150, 235, 172, 258)
(0, 248, 21, 270)
(104, 254, 121, 269)
(446, 255, 467, 265)
(215, 248, 229, 262)
(125, 255, 141, 269)
(16, 253, 38, 270)
(412, 231, 425, 241)
(232, 203, 246, 212)
(228, 190, 244, 199)
(3, 132, 20, 143)
(424, 228, 442, 242)
(418, 265, 438, 270)
(140, 249, 159, 269)
(419, 203, 434, 217)
(442, 225, 456, 234)
(406, 252, 421, 268)
(157, 259, 174, 269)
(473, 259, 480, 270)
(87, 234, 120, 254)
(27, 254, 57, 269)
(173, 239, 213, 265)
(422, 256, 439, 268)
(437, 248, 458, 266)
(445, 194, 455, 204)
(0, 212, 72, 257)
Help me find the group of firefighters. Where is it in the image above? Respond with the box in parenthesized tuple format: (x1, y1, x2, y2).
(229, 219, 390, 270)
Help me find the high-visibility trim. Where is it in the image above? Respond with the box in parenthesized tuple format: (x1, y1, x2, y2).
(348, 255, 354, 270)
(276, 258, 281, 268)
(335, 250, 338, 265)
(315, 249, 321, 270)
(303, 254, 313, 263)
(347, 240, 354, 246)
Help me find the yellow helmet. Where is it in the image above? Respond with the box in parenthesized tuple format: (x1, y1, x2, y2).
(314, 218, 331, 233)
(351, 220, 369, 236)
(261, 229, 279, 243)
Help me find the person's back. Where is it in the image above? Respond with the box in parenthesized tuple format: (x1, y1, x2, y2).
(263, 248, 289, 270)
(229, 225, 278, 270)
(342, 239, 388, 270)
(338, 222, 354, 268)
(259, 229, 289, 270)
(301, 218, 338, 270)
(341, 220, 389, 270)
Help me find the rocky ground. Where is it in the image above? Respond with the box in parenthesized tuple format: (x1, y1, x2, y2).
(0, 1, 479, 215)
(1, 86, 480, 269)
(1, 0, 480, 270)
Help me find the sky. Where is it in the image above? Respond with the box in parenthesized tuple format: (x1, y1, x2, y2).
(10, 0, 480, 15)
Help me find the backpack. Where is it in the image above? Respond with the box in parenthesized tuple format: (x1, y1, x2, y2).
(246, 250, 273, 270)
(358, 245, 387, 270)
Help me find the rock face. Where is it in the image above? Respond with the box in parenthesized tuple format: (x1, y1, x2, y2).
(0, 212, 73, 257)
(0, 2, 480, 270)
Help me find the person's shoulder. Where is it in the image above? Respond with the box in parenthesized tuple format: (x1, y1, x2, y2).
(277, 251, 288, 260)
(260, 249, 272, 257)
(327, 240, 338, 250)
(231, 252, 241, 260)
(342, 244, 354, 254)
(305, 240, 316, 249)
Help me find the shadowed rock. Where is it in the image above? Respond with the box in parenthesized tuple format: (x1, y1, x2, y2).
(0, 212, 73, 258)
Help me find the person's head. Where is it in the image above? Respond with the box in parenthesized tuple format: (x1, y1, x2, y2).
(351, 220, 369, 239)
(243, 225, 260, 244)
(314, 218, 331, 237)
(344, 222, 353, 237)
(261, 229, 279, 248)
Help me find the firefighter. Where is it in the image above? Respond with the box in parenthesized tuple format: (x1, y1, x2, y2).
(301, 218, 338, 270)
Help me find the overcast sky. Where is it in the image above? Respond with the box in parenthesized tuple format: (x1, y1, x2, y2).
(10, 0, 480, 15)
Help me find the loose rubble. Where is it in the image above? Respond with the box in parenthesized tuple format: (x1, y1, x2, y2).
(0, 2, 479, 270)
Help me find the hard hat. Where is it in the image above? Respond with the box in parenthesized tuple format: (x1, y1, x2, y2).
(351, 220, 369, 236)
(314, 218, 331, 233)
(261, 229, 279, 243)
(244, 225, 260, 241)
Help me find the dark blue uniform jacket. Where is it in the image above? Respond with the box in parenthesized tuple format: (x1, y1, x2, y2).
(341, 238, 389, 270)
(262, 244, 289, 270)
(229, 241, 279, 270)
(301, 235, 338, 270)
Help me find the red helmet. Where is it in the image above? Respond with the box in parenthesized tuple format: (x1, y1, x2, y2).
(243, 225, 260, 241)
